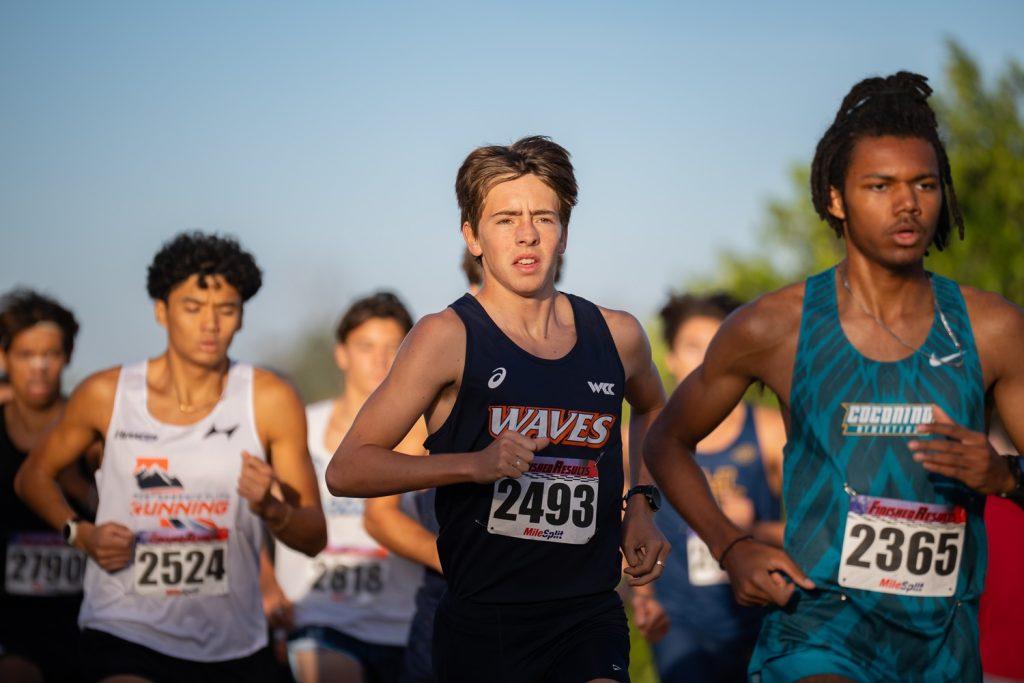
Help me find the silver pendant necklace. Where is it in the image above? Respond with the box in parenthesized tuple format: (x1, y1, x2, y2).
(839, 265, 964, 368)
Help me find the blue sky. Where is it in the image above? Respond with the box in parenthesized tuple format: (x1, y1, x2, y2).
(3, 1, 1022, 384)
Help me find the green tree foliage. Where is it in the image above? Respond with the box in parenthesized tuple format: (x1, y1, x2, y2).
(264, 323, 340, 404)
(929, 41, 1024, 304)
(693, 41, 1024, 306)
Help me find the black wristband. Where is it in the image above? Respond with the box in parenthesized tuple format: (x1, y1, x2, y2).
(717, 534, 753, 570)
(999, 455, 1023, 501)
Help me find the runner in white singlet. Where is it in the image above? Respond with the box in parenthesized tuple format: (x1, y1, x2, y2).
(16, 232, 327, 683)
(268, 291, 427, 683)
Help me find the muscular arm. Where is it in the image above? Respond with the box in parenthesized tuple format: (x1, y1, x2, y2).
(15, 369, 115, 533)
(253, 370, 327, 557)
(15, 369, 133, 570)
(362, 420, 442, 573)
(600, 308, 666, 488)
(753, 406, 786, 546)
(643, 289, 812, 604)
(327, 311, 543, 497)
(601, 308, 669, 584)
(976, 295, 1024, 459)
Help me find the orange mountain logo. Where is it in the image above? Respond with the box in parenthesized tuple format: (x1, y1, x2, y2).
(134, 458, 183, 489)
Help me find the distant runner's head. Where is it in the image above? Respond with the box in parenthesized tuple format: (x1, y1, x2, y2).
(659, 291, 743, 384)
(147, 231, 263, 367)
(334, 291, 414, 396)
(0, 289, 79, 408)
(456, 136, 577, 296)
(811, 71, 963, 267)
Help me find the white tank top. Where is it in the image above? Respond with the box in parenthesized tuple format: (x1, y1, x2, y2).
(79, 360, 267, 661)
(275, 400, 423, 646)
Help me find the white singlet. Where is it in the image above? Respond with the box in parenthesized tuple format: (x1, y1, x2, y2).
(79, 360, 267, 661)
(275, 400, 423, 646)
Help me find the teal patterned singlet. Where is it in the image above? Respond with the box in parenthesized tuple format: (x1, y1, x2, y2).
(749, 267, 986, 683)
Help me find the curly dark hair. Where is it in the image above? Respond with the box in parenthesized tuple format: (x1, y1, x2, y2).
(146, 231, 263, 302)
(810, 71, 963, 251)
(335, 291, 414, 343)
(659, 291, 743, 348)
(0, 289, 80, 357)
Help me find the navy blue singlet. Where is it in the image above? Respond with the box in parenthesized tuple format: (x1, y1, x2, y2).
(424, 293, 625, 604)
(655, 403, 778, 642)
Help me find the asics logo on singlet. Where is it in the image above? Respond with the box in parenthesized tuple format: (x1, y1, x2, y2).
(134, 457, 184, 489)
(841, 403, 934, 436)
(204, 423, 238, 439)
(488, 367, 507, 389)
(587, 381, 615, 395)
(488, 405, 616, 448)
(115, 429, 158, 442)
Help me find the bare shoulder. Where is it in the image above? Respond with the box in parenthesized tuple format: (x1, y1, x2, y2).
(407, 307, 466, 347)
(72, 366, 121, 404)
(595, 305, 647, 355)
(960, 286, 1024, 341)
(252, 367, 304, 408)
(753, 404, 787, 445)
(64, 366, 121, 434)
(395, 308, 466, 380)
(723, 282, 805, 352)
(960, 286, 1024, 377)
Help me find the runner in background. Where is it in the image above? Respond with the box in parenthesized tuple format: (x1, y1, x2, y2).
(634, 291, 784, 683)
(0, 289, 94, 683)
(16, 232, 327, 682)
(273, 292, 427, 683)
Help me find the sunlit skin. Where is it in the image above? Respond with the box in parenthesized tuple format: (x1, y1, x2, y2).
(644, 130, 1024, 632)
(829, 136, 945, 362)
(462, 173, 567, 303)
(2, 323, 66, 411)
(830, 135, 942, 272)
(156, 273, 243, 372)
(667, 316, 747, 453)
(325, 317, 408, 450)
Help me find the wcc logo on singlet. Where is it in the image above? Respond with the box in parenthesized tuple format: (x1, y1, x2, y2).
(841, 403, 934, 436)
(488, 405, 616, 448)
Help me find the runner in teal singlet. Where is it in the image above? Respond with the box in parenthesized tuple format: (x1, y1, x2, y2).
(644, 71, 1024, 683)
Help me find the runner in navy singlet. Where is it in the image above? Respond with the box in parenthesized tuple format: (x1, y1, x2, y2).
(633, 292, 784, 683)
(0, 290, 94, 683)
(327, 136, 669, 683)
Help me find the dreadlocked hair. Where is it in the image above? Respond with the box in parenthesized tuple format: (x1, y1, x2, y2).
(810, 71, 964, 251)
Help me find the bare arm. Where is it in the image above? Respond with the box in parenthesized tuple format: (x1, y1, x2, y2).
(601, 308, 669, 585)
(15, 368, 133, 570)
(753, 405, 786, 546)
(327, 311, 546, 498)
(644, 291, 813, 605)
(244, 370, 327, 557)
(363, 420, 442, 573)
(913, 292, 1024, 503)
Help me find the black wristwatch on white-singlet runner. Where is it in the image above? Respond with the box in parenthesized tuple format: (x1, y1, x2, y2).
(623, 485, 662, 512)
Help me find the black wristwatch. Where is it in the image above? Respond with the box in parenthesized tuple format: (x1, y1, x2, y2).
(998, 455, 1024, 502)
(623, 485, 661, 512)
